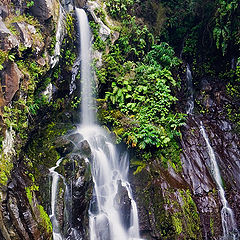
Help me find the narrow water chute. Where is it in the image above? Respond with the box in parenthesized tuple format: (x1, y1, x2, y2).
(186, 64, 194, 115)
(200, 122, 239, 239)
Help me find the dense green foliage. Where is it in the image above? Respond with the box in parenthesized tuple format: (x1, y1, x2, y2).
(99, 0, 240, 171)
(213, 0, 239, 54)
(118, 0, 240, 134)
(94, 8, 185, 169)
(128, 0, 240, 76)
(106, 0, 136, 19)
(226, 65, 240, 132)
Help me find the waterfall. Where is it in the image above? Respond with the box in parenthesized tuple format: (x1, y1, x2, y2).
(76, 8, 95, 125)
(200, 122, 239, 239)
(77, 126, 140, 240)
(49, 158, 64, 240)
(2, 127, 15, 157)
(186, 64, 194, 115)
(51, 5, 65, 68)
(75, 8, 141, 240)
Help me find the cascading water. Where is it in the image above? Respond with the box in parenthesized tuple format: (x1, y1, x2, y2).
(76, 8, 95, 125)
(75, 8, 141, 239)
(2, 126, 15, 157)
(186, 64, 194, 115)
(50, 158, 74, 240)
(49, 159, 64, 240)
(200, 122, 239, 239)
(51, 5, 65, 68)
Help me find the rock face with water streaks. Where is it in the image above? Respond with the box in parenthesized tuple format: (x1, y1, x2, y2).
(132, 75, 240, 239)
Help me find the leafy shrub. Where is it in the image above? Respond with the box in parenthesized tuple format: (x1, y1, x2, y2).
(105, 63, 185, 150)
(105, 0, 137, 19)
(213, 0, 239, 55)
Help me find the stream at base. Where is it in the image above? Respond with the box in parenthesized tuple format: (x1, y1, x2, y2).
(76, 125, 140, 240)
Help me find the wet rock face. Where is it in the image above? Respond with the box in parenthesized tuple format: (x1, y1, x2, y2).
(75, 140, 91, 156)
(71, 157, 92, 239)
(180, 117, 222, 239)
(116, 182, 131, 229)
(131, 161, 203, 240)
(131, 77, 240, 239)
(195, 78, 240, 226)
(0, 167, 52, 240)
(179, 77, 240, 237)
(52, 154, 92, 240)
(50, 130, 93, 240)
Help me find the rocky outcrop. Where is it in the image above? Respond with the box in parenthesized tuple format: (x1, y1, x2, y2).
(0, 0, 63, 239)
(88, 1, 111, 41)
(50, 132, 93, 239)
(132, 74, 240, 239)
(0, 167, 52, 240)
(55, 137, 75, 156)
(12, 21, 44, 54)
(1, 62, 23, 103)
(0, 6, 8, 20)
(180, 117, 222, 239)
(0, 19, 19, 51)
(75, 0, 87, 8)
(31, 0, 59, 21)
(131, 159, 203, 239)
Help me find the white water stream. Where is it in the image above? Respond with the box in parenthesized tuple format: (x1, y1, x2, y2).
(76, 8, 95, 125)
(2, 127, 15, 157)
(200, 122, 239, 239)
(51, 5, 65, 68)
(49, 158, 64, 240)
(75, 8, 141, 240)
(186, 64, 194, 114)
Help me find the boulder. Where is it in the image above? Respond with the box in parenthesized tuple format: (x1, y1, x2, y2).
(68, 132, 83, 143)
(12, 22, 33, 48)
(75, 0, 87, 8)
(12, 22, 44, 53)
(0, 19, 19, 51)
(30, 0, 59, 21)
(0, 6, 8, 20)
(1, 62, 23, 104)
(55, 137, 75, 156)
(36, 56, 46, 66)
(88, 1, 111, 41)
(75, 140, 91, 156)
